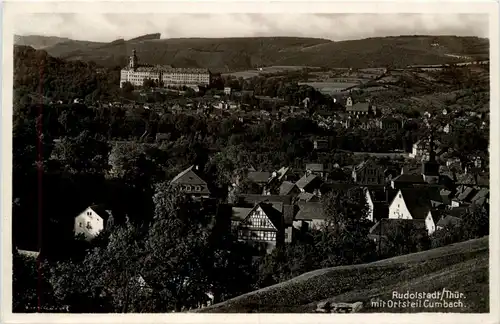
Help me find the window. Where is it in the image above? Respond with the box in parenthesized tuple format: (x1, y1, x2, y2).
(86, 222, 92, 230)
(79, 222, 83, 228)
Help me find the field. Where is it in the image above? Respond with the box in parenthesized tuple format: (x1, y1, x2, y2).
(298, 81, 359, 94)
(223, 66, 319, 79)
(196, 237, 489, 313)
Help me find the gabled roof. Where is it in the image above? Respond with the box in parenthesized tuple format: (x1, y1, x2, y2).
(296, 174, 319, 190)
(392, 174, 425, 184)
(296, 192, 319, 203)
(295, 202, 327, 220)
(231, 207, 253, 221)
(346, 102, 370, 112)
(247, 171, 271, 184)
(87, 204, 111, 221)
(171, 166, 207, 186)
(456, 187, 477, 202)
(17, 249, 40, 259)
(471, 188, 489, 203)
(394, 188, 433, 220)
(276, 167, 290, 180)
(238, 194, 293, 206)
(279, 181, 298, 196)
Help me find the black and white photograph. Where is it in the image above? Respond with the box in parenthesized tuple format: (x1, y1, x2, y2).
(1, 1, 499, 322)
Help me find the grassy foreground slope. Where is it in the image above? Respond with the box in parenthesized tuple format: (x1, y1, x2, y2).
(197, 237, 489, 313)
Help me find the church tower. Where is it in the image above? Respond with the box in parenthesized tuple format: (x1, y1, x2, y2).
(129, 49, 138, 70)
(422, 132, 440, 184)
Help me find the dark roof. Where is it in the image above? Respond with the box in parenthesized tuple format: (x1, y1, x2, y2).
(436, 215, 462, 228)
(396, 188, 433, 220)
(296, 192, 319, 203)
(88, 204, 112, 221)
(346, 102, 370, 112)
(247, 171, 271, 184)
(231, 207, 253, 221)
(295, 202, 327, 220)
(446, 206, 469, 218)
(456, 186, 477, 202)
(369, 219, 426, 237)
(471, 188, 489, 203)
(392, 174, 426, 184)
(171, 166, 207, 186)
(296, 174, 319, 190)
(259, 203, 284, 229)
(279, 181, 298, 196)
(306, 163, 324, 172)
(238, 194, 293, 206)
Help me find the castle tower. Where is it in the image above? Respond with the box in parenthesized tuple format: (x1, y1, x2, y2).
(129, 49, 138, 70)
(422, 132, 440, 184)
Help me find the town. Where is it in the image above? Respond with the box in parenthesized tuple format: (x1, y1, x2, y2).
(12, 34, 490, 313)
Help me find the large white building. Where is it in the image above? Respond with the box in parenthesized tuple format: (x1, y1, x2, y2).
(120, 49, 211, 88)
(74, 205, 111, 241)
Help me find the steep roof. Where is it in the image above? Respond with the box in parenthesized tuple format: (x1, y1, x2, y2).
(392, 174, 426, 184)
(346, 102, 370, 112)
(296, 174, 319, 190)
(279, 181, 298, 196)
(231, 207, 253, 221)
(396, 188, 433, 220)
(296, 192, 319, 203)
(238, 194, 293, 206)
(171, 166, 207, 186)
(295, 202, 327, 221)
(88, 204, 112, 221)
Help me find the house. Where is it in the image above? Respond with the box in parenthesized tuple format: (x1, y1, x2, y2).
(305, 163, 326, 179)
(224, 87, 231, 95)
(231, 202, 288, 253)
(388, 188, 438, 234)
(170, 165, 211, 199)
(17, 249, 41, 259)
(247, 171, 271, 185)
(295, 173, 322, 194)
(74, 205, 112, 241)
(296, 192, 320, 203)
(390, 174, 426, 189)
(364, 187, 398, 222)
(156, 133, 169, 142)
(376, 117, 401, 131)
(345, 97, 375, 116)
(352, 160, 385, 185)
(279, 181, 300, 196)
(314, 139, 329, 151)
(293, 202, 327, 231)
(236, 194, 293, 207)
(470, 188, 489, 207)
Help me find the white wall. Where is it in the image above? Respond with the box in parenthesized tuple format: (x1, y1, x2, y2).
(425, 211, 436, 235)
(388, 191, 412, 219)
(74, 207, 105, 241)
(365, 190, 374, 222)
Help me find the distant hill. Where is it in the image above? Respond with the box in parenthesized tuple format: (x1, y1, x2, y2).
(197, 237, 489, 313)
(15, 34, 489, 71)
(14, 35, 72, 49)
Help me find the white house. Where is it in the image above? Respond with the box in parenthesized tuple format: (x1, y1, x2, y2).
(364, 188, 375, 222)
(74, 205, 111, 241)
(388, 189, 436, 235)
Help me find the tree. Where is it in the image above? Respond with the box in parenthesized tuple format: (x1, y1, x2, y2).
(141, 183, 213, 311)
(318, 188, 376, 266)
(461, 205, 489, 239)
(52, 130, 110, 175)
(122, 82, 134, 93)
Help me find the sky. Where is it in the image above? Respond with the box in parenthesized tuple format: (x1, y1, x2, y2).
(15, 13, 489, 42)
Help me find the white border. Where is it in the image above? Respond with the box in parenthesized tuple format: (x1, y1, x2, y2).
(2, 1, 499, 324)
